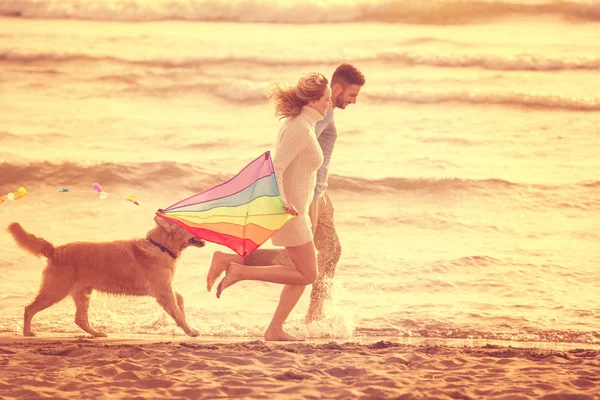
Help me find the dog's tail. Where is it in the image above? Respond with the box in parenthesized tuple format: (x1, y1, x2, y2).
(7, 223, 54, 259)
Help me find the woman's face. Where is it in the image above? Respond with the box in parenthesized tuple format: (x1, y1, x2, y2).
(310, 85, 332, 117)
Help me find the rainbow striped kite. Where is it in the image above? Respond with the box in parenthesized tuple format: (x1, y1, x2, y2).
(157, 151, 293, 257)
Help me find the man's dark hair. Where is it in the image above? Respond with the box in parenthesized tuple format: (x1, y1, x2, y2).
(331, 63, 366, 87)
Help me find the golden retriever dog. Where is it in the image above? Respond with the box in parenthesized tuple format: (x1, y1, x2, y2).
(7, 215, 205, 338)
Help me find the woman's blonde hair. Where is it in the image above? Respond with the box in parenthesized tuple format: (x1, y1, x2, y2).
(266, 73, 329, 119)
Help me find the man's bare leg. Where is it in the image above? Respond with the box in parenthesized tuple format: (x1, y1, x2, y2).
(306, 279, 328, 323)
(306, 249, 340, 322)
(305, 221, 341, 323)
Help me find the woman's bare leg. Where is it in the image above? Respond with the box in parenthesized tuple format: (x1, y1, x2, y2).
(264, 284, 306, 341)
(212, 243, 317, 341)
(207, 251, 243, 292)
(266, 243, 318, 341)
(207, 249, 292, 292)
(215, 241, 317, 297)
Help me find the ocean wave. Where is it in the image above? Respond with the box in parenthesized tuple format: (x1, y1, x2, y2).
(581, 180, 600, 188)
(5, 52, 600, 110)
(366, 90, 600, 111)
(4, 50, 600, 73)
(2, 161, 599, 202)
(376, 52, 600, 71)
(0, 161, 228, 195)
(330, 176, 600, 211)
(2, 0, 600, 24)
(0, 162, 508, 199)
(0, 51, 324, 70)
(329, 175, 515, 193)
(118, 79, 269, 102)
(81, 78, 600, 112)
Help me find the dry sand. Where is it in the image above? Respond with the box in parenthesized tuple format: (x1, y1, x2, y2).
(0, 336, 599, 399)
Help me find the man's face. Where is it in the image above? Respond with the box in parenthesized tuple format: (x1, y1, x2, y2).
(336, 84, 362, 109)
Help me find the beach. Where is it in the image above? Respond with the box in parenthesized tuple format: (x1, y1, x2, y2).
(1, 0, 600, 398)
(1, 336, 600, 399)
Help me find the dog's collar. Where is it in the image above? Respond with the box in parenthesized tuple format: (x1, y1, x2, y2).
(146, 238, 177, 259)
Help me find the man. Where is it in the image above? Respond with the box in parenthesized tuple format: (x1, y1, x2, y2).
(206, 63, 365, 323)
(305, 63, 366, 322)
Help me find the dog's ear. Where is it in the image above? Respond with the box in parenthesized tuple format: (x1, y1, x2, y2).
(154, 215, 173, 230)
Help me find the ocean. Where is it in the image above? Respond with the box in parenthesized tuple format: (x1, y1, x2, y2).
(0, 0, 599, 348)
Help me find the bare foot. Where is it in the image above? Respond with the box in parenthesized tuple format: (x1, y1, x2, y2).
(304, 301, 324, 323)
(207, 252, 232, 292)
(215, 262, 242, 298)
(264, 328, 304, 342)
(305, 281, 333, 323)
(304, 310, 324, 324)
(186, 328, 199, 337)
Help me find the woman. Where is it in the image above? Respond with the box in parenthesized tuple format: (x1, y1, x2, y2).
(209, 72, 331, 341)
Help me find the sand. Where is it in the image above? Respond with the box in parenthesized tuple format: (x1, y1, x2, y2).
(0, 336, 599, 399)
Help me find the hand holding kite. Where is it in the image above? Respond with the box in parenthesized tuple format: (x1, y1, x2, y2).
(283, 202, 298, 216)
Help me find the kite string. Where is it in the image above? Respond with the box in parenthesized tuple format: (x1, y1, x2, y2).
(0, 183, 140, 206)
(2, 152, 276, 210)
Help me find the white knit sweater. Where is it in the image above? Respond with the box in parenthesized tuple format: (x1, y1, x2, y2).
(271, 105, 324, 247)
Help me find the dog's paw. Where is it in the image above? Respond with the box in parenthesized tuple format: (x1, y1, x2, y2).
(23, 331, 36, 337)
(91, 331, 107, 338)
(187, 328, 199, 337)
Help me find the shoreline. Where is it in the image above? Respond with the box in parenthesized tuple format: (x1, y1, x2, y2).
(2, 333, 600, 351)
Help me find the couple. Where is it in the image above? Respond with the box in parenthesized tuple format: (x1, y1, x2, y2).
(206, 63, 366, 341)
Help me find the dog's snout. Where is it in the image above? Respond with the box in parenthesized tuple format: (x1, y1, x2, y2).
(189, 237, 205, 248)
